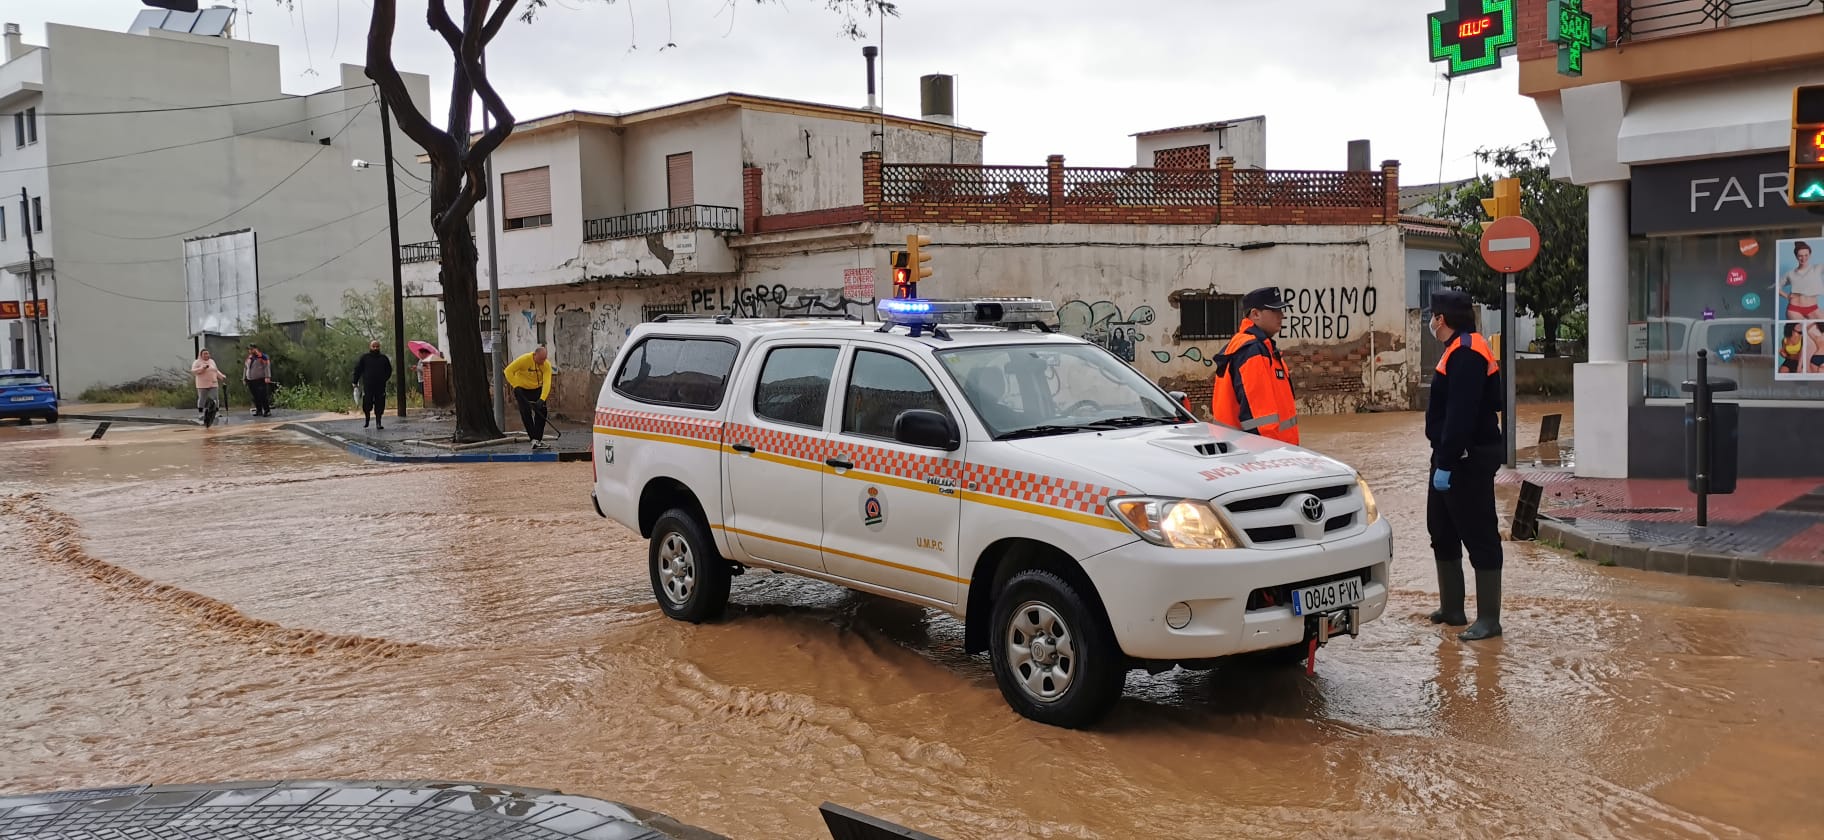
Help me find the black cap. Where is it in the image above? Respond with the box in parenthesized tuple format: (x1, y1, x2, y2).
(1432, 288, 1475, 319)
(1242, 286, 1289, 313)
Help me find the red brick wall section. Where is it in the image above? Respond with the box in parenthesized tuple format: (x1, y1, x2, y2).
(756, 205, 869, 233)
(862, 151, 882, 212)
(1381, 160, 1400, 223)
(1517, 0, 1619, 62)
(1153, 145, 1211, 169)
(742, 166, 762, 233)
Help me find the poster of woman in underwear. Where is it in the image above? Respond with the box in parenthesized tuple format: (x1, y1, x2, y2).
(1775, 237, 1824, 380)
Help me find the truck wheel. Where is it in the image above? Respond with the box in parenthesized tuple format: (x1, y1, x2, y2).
(649, 508, 730, 624)
(989, 569, 1125, 729)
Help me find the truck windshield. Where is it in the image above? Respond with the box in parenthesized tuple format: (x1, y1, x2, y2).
(935, 344, 1187, 440)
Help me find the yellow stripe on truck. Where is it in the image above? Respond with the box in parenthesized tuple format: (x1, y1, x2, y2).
(712, 524, 971, 584)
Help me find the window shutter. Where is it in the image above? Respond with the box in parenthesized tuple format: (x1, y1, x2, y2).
(667, 153, 694, 207)
(501, 167, 551, 220)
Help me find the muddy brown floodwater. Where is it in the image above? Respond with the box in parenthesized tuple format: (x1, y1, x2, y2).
(1, 406, 1821, 839)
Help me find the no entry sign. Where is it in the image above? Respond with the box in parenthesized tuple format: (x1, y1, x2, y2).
(1479, 215, 1541, 273)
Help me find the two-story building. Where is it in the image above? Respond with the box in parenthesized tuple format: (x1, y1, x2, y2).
(0, 13, 431, 394)
(413, 91, 1418, 422)
(1516, 0, 1824, 478)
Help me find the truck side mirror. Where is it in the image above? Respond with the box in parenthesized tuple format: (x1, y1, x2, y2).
(893, 409, 960, 451)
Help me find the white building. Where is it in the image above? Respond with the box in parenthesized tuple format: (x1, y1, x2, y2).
(1517, 0, 1824, 478)
(0, 13, 431, 394)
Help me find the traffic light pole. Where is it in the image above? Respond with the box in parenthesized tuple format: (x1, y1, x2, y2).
(19, 187, 44, 377)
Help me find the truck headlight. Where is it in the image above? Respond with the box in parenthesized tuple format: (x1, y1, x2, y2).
(1108, 497, 1238, 550)
(1358, 477, 1380, 525)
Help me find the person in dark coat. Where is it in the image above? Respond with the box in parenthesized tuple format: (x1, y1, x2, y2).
(352, 340, 393, 430)
(1425, 289, 1507, 641)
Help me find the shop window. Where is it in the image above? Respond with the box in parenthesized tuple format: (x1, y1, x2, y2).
(1178, 293, 1243, 341)
(1638, 228, 1824, 401)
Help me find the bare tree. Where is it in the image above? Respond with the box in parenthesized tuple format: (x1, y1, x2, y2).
(341, 0, 894, 441)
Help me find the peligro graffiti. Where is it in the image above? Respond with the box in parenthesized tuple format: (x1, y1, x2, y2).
(1058, 300, 1156, 363)
(692, 284, 791, 315)
(1277, 285, 1377, 341)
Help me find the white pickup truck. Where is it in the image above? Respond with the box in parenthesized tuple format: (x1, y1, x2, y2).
(590, 297, 1392, 728)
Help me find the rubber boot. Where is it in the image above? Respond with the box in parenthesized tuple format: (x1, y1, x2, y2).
(1459, 568, 1503, 641)
(1428, 562, 1468, 626)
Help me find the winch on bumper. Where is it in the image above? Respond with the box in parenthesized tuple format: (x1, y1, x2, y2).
(1082, 517, 1394, 664)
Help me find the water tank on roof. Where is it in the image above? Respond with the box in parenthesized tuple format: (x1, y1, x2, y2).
(921, 74, 954, 125)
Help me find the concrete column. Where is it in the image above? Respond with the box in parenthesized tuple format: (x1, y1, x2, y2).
(1573, 179, 1637, 478)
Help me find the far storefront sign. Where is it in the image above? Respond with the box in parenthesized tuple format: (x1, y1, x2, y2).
(1631, 153, 1824, 236)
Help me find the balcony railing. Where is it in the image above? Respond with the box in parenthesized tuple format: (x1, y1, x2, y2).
(399, 241, 440, 264)
(1621, 0, 1823, 42)
(583, 205, 742, 242)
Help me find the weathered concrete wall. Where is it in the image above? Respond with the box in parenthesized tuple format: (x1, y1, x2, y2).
(478, 125, 585, 290)
(624, 108, 744, 213)
(871, 222, 1414, 415)
(742, 109, 984, 216)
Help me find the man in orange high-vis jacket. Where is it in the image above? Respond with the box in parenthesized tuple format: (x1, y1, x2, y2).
(1210, 286, 1299, 445)
(1425, 289, 1507, 642)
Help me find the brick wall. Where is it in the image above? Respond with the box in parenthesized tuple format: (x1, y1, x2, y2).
(1518, 0, 1619, 61)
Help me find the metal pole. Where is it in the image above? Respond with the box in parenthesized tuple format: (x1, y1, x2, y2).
(380, 97, 408, 419)
(19, 187, 44, 378)
(483, 91, 505, 429)
(1503, 271, 1517, 469)
(1695, 349, 1710, 529)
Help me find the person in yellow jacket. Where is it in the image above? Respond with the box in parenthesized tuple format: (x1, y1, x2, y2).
(505, 345, 553, 450)
(1209, 287, 1300, 445)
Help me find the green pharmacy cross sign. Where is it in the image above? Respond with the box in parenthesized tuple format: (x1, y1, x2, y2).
(1428, 0, 1516, 78)
(1547, 0, 1609, 77)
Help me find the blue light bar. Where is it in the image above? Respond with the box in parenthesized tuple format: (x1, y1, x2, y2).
(880, 299, 934, 314)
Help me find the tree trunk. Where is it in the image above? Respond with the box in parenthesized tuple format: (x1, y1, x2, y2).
(437, 220, 502, 442)
(1541, 312, 1561, 359)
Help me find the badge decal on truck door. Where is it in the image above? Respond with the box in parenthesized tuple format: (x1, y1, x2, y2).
(862, 487, 887, 530)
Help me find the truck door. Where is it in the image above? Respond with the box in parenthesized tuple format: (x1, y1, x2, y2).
(722, 342, 843, 572)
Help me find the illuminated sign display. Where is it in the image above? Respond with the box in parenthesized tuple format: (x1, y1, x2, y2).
(1427, 0, 1516, 78)
(1546, 0, 1609, 77)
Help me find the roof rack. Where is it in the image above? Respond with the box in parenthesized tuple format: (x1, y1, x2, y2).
(652, 313, 735, 325)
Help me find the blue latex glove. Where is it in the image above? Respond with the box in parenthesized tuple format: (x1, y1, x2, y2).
(1432, 469, 1452, 492)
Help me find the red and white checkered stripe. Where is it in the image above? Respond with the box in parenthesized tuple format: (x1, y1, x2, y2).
(733, 424, 828, 464)
(965, 465, 1121, 516)
(596, 408, 725, 444)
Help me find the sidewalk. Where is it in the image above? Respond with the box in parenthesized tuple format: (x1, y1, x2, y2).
(58, 402, 325, 427)
(282, 409, 591, 463)
(1501, 468, 1824, 587)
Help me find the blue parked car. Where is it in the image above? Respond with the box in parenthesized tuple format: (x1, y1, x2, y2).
(0, 369, 57, 423)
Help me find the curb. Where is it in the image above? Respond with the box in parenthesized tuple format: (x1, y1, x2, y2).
(1538, 518, 1824, 587)
(279, 422, 588, 464)
(59, 412, 202, 427)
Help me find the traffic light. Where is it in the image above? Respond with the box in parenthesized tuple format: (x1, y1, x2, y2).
(890, 249, 913, 299)
(906, 233, 933, 286)
(1480, 177, 1521, 219)
(1791, 84, 1824, 206)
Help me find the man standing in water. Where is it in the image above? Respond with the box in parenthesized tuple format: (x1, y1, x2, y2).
(352, 340, 393, 430)
(1425, 289, 1506, 641)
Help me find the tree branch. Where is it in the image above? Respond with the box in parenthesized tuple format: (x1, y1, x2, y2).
(364, 0, 456, 162)
(427, 0, 467, 55)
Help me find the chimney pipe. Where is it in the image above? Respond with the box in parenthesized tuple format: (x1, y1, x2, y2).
(4, 24, 23, 64)
(862, 46, 880, 113)
(1347, 139, 1371, 172)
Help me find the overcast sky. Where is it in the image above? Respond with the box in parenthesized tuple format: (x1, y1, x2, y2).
(16, 0, 1544, 185)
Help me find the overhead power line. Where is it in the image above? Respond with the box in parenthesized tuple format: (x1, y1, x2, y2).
(29, 84, 374, 117)
(0, 98, 373, 175)
(56, 198, 397, 266)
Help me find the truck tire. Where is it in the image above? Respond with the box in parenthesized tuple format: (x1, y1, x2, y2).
(988, 569, 1125, 729)
(648, 508, 731, 624)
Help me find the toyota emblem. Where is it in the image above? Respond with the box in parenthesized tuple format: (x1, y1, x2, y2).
(1301, 496, 1325, 523)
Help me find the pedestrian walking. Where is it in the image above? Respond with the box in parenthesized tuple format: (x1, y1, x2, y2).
(190, 349, 227, 414)
(1425, 289, 1507, 641)
(352, 340, 393, 430)
(1210, 286, 1300, 445)
(505, 345, 553, 451)
(243, 344, 273, 417)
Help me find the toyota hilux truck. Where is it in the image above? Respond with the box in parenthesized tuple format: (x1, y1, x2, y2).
(590, 297, 1393, 728)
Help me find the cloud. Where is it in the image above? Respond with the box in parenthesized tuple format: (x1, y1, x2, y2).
(17, 0, 1543, 182)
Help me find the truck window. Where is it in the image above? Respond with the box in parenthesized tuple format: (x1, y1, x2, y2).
(613, 336, 739, 409)
(841, 349, 951, 441)
(754, 346, 838, 428)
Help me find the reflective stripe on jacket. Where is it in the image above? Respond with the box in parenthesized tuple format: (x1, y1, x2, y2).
(1209, 319, 1300, 445)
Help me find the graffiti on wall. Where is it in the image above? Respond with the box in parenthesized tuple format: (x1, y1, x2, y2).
(1058, 300, 1156, 363)
(1277, 285, 1378, 341)
(692, 284, 792, 316)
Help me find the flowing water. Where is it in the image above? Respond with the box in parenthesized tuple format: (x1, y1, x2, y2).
(1, 406, 1820, 839)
